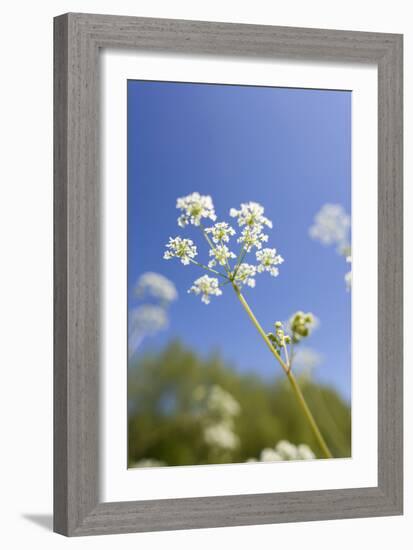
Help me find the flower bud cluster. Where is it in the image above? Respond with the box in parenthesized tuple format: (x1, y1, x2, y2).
(267, 320, 291, 351)
(289, 311, 315, 343)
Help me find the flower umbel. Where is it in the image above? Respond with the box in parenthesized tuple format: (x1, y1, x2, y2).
(309, 203, 352, 291)
(162, 193, 332, 458)
(188, 275, 222, 304)
(230, 201, 273, 230)
(205, 222, 236, 243)
(208, 244, 236, 268)
(176, 192, 216, 227)
(237, 225, 269, 251)
(164, 237, 197, 265)
(134, 271, 178, 303)
(163, 193, 283, 303)
(309, 203, 350, 249)
(233, 263, 256, 288)
(256, 248, 284, 276)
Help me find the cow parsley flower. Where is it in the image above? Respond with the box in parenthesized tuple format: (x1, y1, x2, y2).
(207, 385, 241, 418)
(237, 225, 269, 251)
(188, 275, 222, 304)
(205, 222, 236, 243)
(203, 422, 240, 450)
(230, 201, 273, 230)
(248, 441, 316, 463)
(260, 448, 283, 462)
(134, 272, 178, 303)
(256, 248, 284, 276)
(129, 305, 168, 334)
(234, 263, 256, 288)
(176, 192, 216, 227)
(163, 194, 284, 304)
(208, 244, 236, 268)
(164, 237, 197, 265)
(309, 203, 350, 249)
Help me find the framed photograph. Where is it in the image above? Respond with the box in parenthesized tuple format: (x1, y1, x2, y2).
(54, 13, 403, 536)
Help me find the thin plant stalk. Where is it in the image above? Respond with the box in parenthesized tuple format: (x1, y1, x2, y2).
(232, 283, 333, 459)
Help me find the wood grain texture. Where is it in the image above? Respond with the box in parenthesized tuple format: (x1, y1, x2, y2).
(53, 13, 403, 536)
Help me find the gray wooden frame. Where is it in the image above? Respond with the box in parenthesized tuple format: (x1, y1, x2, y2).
(54, 12, 403, 536)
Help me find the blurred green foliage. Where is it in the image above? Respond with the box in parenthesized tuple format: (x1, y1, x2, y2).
(128, 341, 351, 466)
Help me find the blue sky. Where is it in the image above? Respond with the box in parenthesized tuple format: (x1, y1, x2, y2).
(127, 80, 351, 401)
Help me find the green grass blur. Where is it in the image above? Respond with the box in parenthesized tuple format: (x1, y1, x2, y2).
(128, 341, 351, 466)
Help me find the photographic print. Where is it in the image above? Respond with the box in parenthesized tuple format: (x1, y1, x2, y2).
(127, 80, 351, 468)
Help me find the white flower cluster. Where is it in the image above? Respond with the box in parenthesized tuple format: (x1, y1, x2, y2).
(309, 203, 350, 248)
(247, 440, 315, 463)
(164, 236, 197, 265)
(208, 244, 236, 268)
(134, 271, 178, 303)
(256, 248, 284, 276)
(230, 201, 273, 230)
(203, 423, 239, 451)
(237, 225, 269, 251)
(205, 221, 235, 243)
(234, 263, 257, 288)
(129, 271, 177, 358)
(188, 275, 222, 304)
(193, 385, 241, 451)
(310, 203, 352, 291)
(164, 193, 284, 304)
(176, 192, 216, 227)
(129, 304, 168, 334)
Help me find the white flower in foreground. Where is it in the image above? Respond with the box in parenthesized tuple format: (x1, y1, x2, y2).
(247, 441, 316, 463)
(296, 444, 316, 460)
(188, 275, 222, 304)
(234, 263, 256, 288)
(230, 201, 273, 230)
(204, 422, 240, 450)
(237, 225, 269, 251)
(208, 244, 236, 268)
(260, 448, 283, 462)
(276, 440, 300, 460)
(256, 248, 284, 276)
(205, 221, 236, 243)
(176, 192, 216, 227)
(164, 237, 197, 265)
(309, 203, 350, 248)
(134, 271, 178, 303)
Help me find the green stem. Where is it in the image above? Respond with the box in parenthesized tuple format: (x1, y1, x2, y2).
(233, 247, 248, 278)
(199, 223, 233, 279)
(232, 284, 333, 459)
(188, 259, 228, 279)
